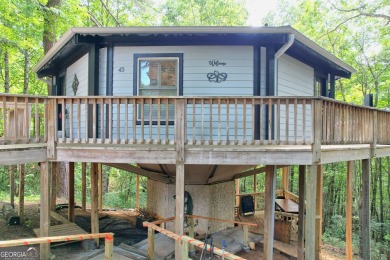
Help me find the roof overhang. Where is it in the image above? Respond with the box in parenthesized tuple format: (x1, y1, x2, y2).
(33, 26, 355, 78)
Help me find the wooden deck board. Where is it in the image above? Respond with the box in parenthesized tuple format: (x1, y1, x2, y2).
(33, 222, 87, 237)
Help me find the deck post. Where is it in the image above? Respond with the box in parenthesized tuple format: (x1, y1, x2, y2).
(282, 166, 289, 192)
(174, 99, 186, 260)
(235, 179, 240, 207)
(51, 162, 57, 211)
(148, 226, 155, 260)
(68, 162, 75, 222)
(346, 161, 354, 260)
(90, 163, 99, 247)
(298, 165, 305, 260)
(9, 165, 15, 208)
(136, 174, 140, 209)
(47, 99, 56, 159)
(264, 165, 276, 259)
(81, 162, 86, 211)
(98, 163, 103, 212)
(40, 161, 50, 259)
(18, 164, 25, 224)
(361, 159, 371, 260)
(315, 165, 323, 259)
(305, 164, 318, 259)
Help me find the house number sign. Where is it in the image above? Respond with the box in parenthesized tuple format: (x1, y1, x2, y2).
(207, 60, 228, 83)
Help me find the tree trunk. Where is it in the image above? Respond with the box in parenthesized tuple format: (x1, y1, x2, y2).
(43, 0, 62, 55)
(56, 162, 69, 198)
(23, 49, 29, 94)
(102, 166, 109, 193)
(4, 50, 10, 93)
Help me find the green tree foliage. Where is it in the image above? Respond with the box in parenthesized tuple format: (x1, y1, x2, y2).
(162, 0, 248, 26)
(263, 0, 390, 108)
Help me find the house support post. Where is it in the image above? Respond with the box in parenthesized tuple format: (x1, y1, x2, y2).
(9, 165, 15, 208)
(305, 164, 318, 259)
(136, 174, 140, 209)
(297, 165, 305, 260)
(346, 161, 354, 260)
(253, 175, 257, 209)
(40, 161, 50, 259)
(235, 179, 240, 207)
(18, 164, 25, 224)
(361, 159, 371, 260)
(282, 166, 290, 193)
(51, 162, 57, 211)
(98, 163, 103, 212)
(315, 165, 323, 259)
(68, 162, 75, 222)
(174, 99, 186, 260)
(264, 165, 277, 259)
(81, 162, 86, 211)
(90, 163, 99, 246)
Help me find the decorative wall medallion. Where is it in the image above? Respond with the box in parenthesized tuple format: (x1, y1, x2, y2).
(207, 71, 227, 83)
(72, 74, 79, 95)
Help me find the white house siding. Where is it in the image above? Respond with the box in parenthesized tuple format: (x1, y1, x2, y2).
(277, 54, 314, 143)
(110, 46, 254, 142)
(64, 54, 88, 139)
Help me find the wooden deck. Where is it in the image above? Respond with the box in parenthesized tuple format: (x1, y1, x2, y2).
(33, 222, 87, 237)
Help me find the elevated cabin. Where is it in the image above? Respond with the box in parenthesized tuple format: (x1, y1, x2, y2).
(0, 26, 388, 259)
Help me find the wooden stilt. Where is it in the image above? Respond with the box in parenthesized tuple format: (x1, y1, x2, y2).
(9, 165, 15, 208)
(346, 161, 354, 260)
(40, 162, 50, 259)
(90, 163, 99, 247)
(175, 163, 185, 260)
(81, 162, 86, 211)
(361, 159, 370, 260)
(68, 162, 75, 222)
(50, 162, 57, 211)
(264, 165, 276, 259)
(282, 166, 290, 192)
(235, 178, 240, 207)
(253, 175, 257, 209)
(304, 164, 317, 260)
(315, 165, 323, 259)
(98, 163, 103, 212)
(297, 165, 305, 260)
(136, 174, 140, 209)
(18, 164, 25, 224)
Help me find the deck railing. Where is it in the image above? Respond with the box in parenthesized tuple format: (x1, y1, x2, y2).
(0, 94, 47, 145)
(1, 94, 390, 147)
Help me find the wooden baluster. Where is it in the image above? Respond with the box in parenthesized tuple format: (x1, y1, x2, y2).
(218, 98, 221, 145)
(251, 99, 254, 144)
(84, 98, 89, 144)
(277, 99, 281, 144)
(192, 98, 195, 145)
(116, 98, 120, 144)
(92, 98, 97, 144)
(3, 97, 7, 143)
(201, 99, 204, 144)
(302, 99, 306, 145)
(259, 98, 263, 144)
(147, 98, 151, 143)
(77, 99, 81, 143)
(165, 98, 168, 144)
(226, 99, 230, 144)
(157, 98, 161, 144)
(294, 99, 297, 144)
(124, 98, 129, 144)
(132, 99, 136, 144)
(44, 98, 48, 142)
(209, 98, 212, 144)
(267, 98, 272, 144)
(69, 98, 73, 143)
(108, 98, 112, 144)
(100, 98, 105, 144)
(234, 98, 238, 144)
(140, 98, 144, 144)
(243, 98, 247, 144)
(24, 98, 29, 143)
(61, 98, 65, 143)
(285, 98, 289, 145)
(14, 96, 17, 144)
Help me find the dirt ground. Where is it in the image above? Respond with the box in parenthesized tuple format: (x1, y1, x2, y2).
(0, 202, 351, 259)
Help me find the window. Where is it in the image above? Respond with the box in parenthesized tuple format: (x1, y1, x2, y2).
(134, 54, 183, 123)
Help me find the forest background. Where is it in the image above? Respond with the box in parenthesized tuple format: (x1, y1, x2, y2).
(0, 0, 389, 259)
